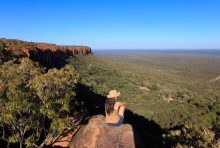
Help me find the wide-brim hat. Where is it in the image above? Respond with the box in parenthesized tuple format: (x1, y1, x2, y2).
(107, 89, 120, 98)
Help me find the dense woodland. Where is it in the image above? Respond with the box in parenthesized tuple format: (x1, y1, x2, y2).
(0, 39, 220, 147)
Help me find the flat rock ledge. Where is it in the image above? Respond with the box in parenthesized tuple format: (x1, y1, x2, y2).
(69, 115, 137, 148)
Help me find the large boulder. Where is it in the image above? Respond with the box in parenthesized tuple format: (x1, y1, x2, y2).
(69, 115, 139, 148)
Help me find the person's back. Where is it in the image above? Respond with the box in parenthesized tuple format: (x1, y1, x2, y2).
(105, 90, 126, 126)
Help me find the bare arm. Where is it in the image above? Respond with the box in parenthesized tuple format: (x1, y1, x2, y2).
(118, 102, 126, 107)
(114, 102, 126, 110)
(116, 102, 126, 116)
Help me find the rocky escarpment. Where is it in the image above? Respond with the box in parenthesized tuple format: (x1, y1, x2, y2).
(0, 38, 92, 68)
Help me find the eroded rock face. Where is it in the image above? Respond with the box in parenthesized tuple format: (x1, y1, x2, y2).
(69, 115, 139, 148)
(0, 38, 92, 68)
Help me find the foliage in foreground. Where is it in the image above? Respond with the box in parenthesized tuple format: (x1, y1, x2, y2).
(0, 58, 82, 147)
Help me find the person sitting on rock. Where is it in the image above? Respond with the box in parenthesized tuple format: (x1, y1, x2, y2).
(105, 89, 126, 126)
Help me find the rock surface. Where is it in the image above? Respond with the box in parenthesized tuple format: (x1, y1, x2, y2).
(0, 38, 92, 68)
(69, 115, 137, 148)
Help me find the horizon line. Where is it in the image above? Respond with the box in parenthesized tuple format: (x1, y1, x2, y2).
(93, 48, 220, 50)
(1, 38, 220, 50)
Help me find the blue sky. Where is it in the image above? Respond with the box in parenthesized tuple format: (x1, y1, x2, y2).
(1, 0, 220, 49)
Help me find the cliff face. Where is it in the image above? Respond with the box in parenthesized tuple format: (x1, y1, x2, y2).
(0, 38, 92, 68)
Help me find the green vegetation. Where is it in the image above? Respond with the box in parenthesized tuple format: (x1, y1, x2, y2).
(0, 59, 44, 147)
(68, 52, 220, 146)
(0, 46, 220, 147)
(0, 58, 83, 147)
(163, 123, 216, 147)
(0, 38, 27, 47)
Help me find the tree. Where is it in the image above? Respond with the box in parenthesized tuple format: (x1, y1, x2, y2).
(29, 64, 80, 142)
(0, 58, 81, 147)
(0, 58, 44, 148)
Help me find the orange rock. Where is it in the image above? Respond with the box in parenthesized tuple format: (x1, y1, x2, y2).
(52, 132, 74, 147)
(69, 115, 139, 148)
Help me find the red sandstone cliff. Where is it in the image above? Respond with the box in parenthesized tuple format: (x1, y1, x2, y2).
(0, 38, 92, 68)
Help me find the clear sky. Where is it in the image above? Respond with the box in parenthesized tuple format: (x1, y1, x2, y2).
(1, 0, 220, 49)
